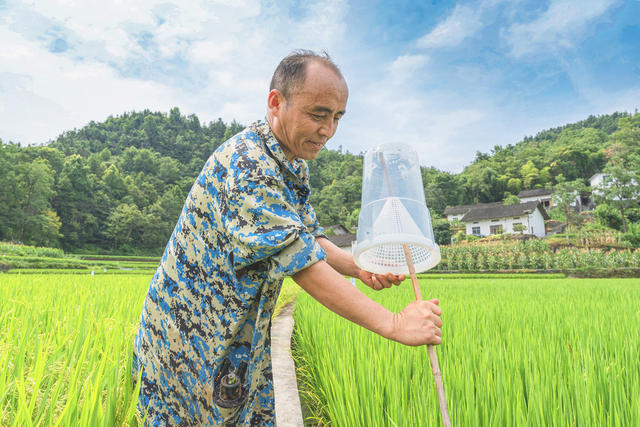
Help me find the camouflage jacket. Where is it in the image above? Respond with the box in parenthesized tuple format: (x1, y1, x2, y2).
(133, 120, 326, 425)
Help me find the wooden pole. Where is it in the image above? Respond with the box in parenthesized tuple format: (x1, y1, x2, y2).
(379, 152, 452, 427)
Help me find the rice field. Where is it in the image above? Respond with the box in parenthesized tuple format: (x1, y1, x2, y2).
(0, 273, 300, 426)
(293, 276, 640, 426)
(4, 271, 639, 426)
(0, 274, 148, 426)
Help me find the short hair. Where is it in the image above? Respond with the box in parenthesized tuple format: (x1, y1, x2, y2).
(270, 49, 343, 99)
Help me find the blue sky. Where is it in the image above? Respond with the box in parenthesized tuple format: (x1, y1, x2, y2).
(1, 0, 639, 172)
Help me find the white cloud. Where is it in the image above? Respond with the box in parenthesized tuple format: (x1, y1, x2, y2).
(417, 5, 483, 49)
(388, 54, 429, 84)
(504, 0, 618, 58)
(0, 27, 183, 144)
(0, 0, 353, 144)
(331, 53, 494, 172)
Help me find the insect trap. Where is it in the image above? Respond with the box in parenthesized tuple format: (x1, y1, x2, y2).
(353, 143, 441, 276)
(353, 143, 451, 427)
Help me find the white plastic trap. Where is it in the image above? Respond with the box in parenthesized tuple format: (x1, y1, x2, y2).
(353, 143, 441, 275)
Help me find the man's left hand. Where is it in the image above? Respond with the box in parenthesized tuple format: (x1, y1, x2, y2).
(358, 270, 405, 290)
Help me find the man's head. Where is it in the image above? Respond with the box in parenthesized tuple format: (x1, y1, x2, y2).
(267, 50, 348, 162)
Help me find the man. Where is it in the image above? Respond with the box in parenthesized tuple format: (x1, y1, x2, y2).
(133, 50, 443, 426)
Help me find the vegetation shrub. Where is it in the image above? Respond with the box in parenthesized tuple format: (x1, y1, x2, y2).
(594, 204, 623, 230)
(437, 240, 640, 272)
(626, 207, 640, 223)
(622, 223, 640, 248)
(433, 221, 452, 245)
(0, 242, 65, 258)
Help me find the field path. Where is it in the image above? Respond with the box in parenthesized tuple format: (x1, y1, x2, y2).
(271, 302, 304, 426)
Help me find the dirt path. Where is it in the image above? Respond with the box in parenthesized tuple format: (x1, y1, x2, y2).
(271, 302, 304, 426)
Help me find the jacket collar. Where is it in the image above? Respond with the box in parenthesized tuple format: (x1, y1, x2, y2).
(251, 119, 309, 183)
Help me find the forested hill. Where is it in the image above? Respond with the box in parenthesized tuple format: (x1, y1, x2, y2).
(456, 112, 639, 205)
(50, 108, 245, 178)
(1, 109, 638, 253)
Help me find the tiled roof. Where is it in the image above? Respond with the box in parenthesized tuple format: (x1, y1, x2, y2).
(518, 188, 553, 198)
(443, 202, 501, 215)
(326, 233, 357, 249)
(461, 201, 550, 222)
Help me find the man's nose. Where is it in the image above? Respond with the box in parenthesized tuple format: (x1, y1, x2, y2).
(318, 119, 336, 138)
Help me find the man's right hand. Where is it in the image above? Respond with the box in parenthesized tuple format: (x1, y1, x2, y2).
(388, 299, 442, 346)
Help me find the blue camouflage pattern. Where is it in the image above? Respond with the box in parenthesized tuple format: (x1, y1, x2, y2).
(133, 120, 326, 425)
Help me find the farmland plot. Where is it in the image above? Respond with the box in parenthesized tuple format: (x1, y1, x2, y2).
(0, 274, 149, 426)
(293, 277, 640, 426)
(0, 273, 301, 425)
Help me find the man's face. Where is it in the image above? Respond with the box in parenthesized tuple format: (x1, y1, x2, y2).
(268, 61, 348, 162)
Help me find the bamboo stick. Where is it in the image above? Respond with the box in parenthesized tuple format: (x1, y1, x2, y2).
(379, 152, 451, 427)
(403, 245, 451, 427)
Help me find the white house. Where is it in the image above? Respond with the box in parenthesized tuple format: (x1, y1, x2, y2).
(589, 172, 639, 201)
(517, 188, 553, 208)
(460, 201, 550, 238)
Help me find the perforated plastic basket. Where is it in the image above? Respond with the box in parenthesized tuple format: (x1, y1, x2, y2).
(353, 143, 440, 275)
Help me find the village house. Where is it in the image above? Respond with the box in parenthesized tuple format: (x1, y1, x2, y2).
(445, 201, 550, 238)
(589, 172, 639, 202)
(461, 201, 549, 238)
(443, 202, 501, 221)
(517, 188, 553, 208)
(324, 224, 357, 252)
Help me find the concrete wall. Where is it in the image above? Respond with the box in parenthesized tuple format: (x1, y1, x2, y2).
(465, 209, 546, 238)
(520, 195, 552, 207)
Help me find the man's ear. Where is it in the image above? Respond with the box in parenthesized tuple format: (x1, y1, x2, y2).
(267, 89, 284, 116)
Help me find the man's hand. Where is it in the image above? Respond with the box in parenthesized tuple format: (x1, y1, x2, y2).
(293, 261, 442, 347)
(388, 299, 442, 346)
(358, 269, 405, 290)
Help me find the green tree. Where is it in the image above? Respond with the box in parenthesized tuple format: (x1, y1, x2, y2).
(552, 176, 587, 244)
(502, 193, 520, 205)
(594, 203, 623, 230)
(55, 155, 99, 249)
(0, 141, 20, 240)
(103, 164, 128, 199)
(107, 203, 147, 250)
(15, 159, 59, 245)
(513, 223, 527, 234)
(433, 220, 452, 245)
(595, 156, 640, 233)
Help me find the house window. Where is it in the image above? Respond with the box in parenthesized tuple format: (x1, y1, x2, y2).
(490, 225, 503, 235)
(543, 200, 550, 207)
(472, 226, 480, 236)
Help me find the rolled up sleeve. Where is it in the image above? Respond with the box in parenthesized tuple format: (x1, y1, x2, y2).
(221, 151, 325, 275)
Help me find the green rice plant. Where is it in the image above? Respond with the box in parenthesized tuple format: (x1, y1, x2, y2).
(293, 277, 640, 426)
(0, 272, 301, 425)
(272, 278, 301, 318)
(0, 256, 159, 272)
(0, 274, 148, 425)
(6, 269, 157, 275)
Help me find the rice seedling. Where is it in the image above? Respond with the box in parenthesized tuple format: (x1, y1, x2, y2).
(293, 277, 640, 426)
(0, 273, 300, 425)
(0, 274, 149, 426)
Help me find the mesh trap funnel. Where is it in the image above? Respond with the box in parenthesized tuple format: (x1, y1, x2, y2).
(353, 143, 441, 275)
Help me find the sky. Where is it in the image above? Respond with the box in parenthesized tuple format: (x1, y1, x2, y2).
(1, 0, 639, 172)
